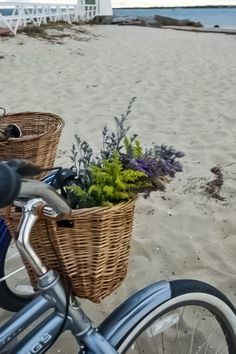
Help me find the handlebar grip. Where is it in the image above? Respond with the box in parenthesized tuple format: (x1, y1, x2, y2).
(0, 163, 21, 208)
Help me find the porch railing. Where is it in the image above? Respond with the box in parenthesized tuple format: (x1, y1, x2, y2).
(0, 2, 97, 35)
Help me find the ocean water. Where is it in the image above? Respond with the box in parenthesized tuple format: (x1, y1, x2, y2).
(113, 7, 236, 28)
(0, 8, 17, 16)
(1, 6, 236, 29)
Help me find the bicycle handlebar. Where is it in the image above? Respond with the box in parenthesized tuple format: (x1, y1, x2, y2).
(0, 161, 72, 216)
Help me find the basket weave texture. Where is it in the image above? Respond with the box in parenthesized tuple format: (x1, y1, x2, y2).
(9, 199, 136, 302)
(0, 111, 64, 168)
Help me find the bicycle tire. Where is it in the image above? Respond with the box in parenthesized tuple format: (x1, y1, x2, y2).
(112, 279, 236, 353)
(0, 220, 35, 312)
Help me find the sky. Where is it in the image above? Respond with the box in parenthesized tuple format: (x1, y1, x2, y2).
(1, 0, 236, 6)
(111, 0, 236, 7)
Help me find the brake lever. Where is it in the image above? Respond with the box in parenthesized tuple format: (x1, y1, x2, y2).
(5, 160, 43, 177)
(6, 160, 59, 178)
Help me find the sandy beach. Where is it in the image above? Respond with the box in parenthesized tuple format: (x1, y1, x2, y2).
(0, 24, 236, 352)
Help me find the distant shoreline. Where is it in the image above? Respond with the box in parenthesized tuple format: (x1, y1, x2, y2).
(113, 6, 236, 28)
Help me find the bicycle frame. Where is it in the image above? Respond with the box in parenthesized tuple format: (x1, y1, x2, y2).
(0, 179, 172, 354)
(0, 269, 119, 354)
(0, 270, 171, 354)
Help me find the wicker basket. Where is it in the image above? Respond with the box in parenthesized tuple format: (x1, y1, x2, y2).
(0, 111, 64, 168)
(8, 199, 136, 302)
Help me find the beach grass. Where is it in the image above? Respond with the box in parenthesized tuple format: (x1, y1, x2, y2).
(18, 21, 74, 40)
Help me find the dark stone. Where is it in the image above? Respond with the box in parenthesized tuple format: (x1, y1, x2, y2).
(137, 16, 161, 28)
(93, 14, 203, 29)
(145, 19, 162, 28)
(154, 14, 203, 27)
(111, 16, 144, 26)
(93, 16, 114, 24)
(111, 17, 128, 24)
(214, 24, 220, 28)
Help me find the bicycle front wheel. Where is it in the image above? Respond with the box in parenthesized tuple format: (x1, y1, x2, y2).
(115, 280, 236, 353)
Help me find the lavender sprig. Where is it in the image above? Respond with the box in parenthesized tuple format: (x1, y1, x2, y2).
(100, 97, 136, 161)
(145, 144, 185, 160)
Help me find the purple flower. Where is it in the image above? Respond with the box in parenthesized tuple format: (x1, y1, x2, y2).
(120, 144, 184, 194)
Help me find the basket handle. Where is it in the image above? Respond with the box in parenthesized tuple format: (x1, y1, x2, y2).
(0, 107, 6, 119)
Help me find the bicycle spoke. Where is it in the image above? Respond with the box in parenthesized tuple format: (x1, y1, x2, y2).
(189, 307, 198, 354)
(136, 338, 142, 354)
(215, 337, 229, 354)
(1, 242, 35, 298)
(176, 307, 185, 354)
(130, 306, 231, 353)
(0, 265, 25, 282)
(5, 250, 20, 260)
(161, 332, 164, 354)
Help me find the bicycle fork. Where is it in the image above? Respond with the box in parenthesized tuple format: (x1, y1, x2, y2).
(0, 269, 118, 354)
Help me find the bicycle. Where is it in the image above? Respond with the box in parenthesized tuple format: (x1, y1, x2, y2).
(0, 167, 76, 312)
(0, 159, 236, 354)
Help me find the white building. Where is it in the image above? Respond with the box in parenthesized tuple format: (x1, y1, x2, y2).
(0, 0, 113, 35)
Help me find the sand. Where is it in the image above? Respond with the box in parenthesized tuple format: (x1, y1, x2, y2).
(0, 24, 236, 352)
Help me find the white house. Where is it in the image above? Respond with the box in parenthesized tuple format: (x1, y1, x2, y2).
(96, 0, 112, 16)
(0, 0, 113, 35)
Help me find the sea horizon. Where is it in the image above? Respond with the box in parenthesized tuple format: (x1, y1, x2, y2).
(113, 6, 236, 28)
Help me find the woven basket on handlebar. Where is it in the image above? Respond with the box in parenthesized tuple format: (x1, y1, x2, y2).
(8, 199, 136, 302)
(0, 110, 64, 167)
